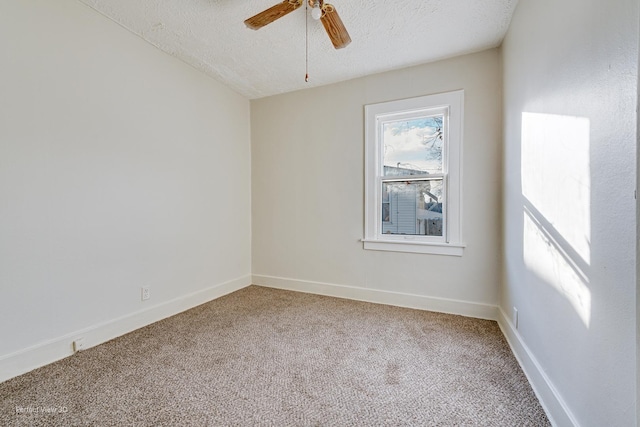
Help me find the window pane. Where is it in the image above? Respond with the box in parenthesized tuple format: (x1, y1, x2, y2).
(383, 116, 443, 176)
(382, 185, 391, 222)
(381, 180, 443, 236)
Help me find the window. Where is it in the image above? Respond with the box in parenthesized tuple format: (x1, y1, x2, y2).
(363, 90, 464, 256)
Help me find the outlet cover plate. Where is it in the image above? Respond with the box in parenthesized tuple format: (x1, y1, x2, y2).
(73, 338, 84, 353)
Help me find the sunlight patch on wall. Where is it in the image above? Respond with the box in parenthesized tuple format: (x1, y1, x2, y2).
(523, 210, 591, 326)
(521, 112, 591, 327)
(521, 112, 591, 262)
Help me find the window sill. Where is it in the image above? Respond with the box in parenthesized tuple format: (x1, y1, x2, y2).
(361, 239, 465, 256)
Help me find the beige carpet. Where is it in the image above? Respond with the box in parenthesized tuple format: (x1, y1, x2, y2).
(0, 286, 549, 426)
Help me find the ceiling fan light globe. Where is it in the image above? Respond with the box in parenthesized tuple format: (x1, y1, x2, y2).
(311, 7, 322, 20)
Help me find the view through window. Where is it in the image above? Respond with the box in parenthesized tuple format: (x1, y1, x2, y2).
(381, 116, 445, 237)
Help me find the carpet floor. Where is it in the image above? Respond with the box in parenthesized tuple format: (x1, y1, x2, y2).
(0, 286, 550, 426)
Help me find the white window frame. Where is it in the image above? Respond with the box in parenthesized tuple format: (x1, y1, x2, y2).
(363, 90, 465, 256)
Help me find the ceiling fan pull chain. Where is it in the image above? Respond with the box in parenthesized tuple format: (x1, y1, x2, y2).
(305, 0, 309, 82)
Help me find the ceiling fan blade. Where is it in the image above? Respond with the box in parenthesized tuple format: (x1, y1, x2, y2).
(320, 3, 351, 49)
(245, 0, 303, 30)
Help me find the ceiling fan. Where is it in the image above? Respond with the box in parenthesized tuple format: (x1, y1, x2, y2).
(244, 0, 351, 49)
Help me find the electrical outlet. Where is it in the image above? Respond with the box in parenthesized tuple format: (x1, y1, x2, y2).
(513, 307, 519, 329)
(73, 338, 84, 353)
(141, 286, 150, 301)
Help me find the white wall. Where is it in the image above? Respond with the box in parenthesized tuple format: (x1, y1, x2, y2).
(501, 0, 638, 425)
(637, 12, 640, 420)
(0, 0, 251, 380)
(251, 50, 502, 317)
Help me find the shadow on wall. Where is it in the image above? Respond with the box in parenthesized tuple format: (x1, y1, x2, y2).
(520, 112, 591, 328)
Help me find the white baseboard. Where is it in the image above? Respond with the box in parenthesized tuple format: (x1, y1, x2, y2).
(252, 274, 498, 320)
(497, 307, 579, 427)
(0, 275, 251, 383)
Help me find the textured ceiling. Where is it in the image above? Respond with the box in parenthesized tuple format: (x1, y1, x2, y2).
(79, 0, 518, 99)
